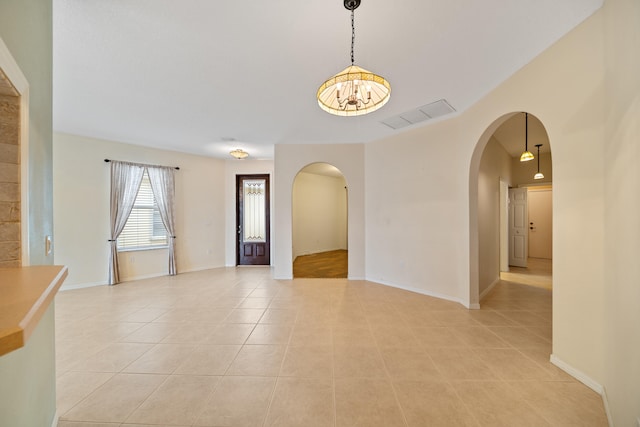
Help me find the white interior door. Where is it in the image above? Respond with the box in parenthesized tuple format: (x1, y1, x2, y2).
(528, 188, 552, 259)
(509, 187, 528, 267)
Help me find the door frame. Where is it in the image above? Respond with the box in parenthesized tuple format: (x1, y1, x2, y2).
(236, 174, 271, 265)
(499, 179, 509, 272)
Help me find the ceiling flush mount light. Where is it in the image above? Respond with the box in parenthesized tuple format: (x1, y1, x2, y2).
(317, 0, 391, 116)
(534, 144, 545, 180)
(520, 112, 534, 162)
(229, 149, 249, 159)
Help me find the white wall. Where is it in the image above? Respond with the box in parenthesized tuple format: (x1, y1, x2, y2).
(292, 171, 347, 258)
(478, 137, 512, 297)
(602, 0, 640, 424)
(274, 143, 364, 280)
(366, 117, 472, 305)
(53, 132, 227, 287)
(224, 159, 274, 266)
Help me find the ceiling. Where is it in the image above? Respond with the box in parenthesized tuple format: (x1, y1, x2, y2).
(52, 0, 602, 160)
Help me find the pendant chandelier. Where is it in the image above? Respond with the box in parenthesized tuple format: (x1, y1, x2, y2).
(317, 0, 391, 116)
(520, 112, 534, 162)
(534, 144, 544, 180)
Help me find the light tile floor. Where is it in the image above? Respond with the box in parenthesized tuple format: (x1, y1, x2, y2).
(55, 267, 608, 427)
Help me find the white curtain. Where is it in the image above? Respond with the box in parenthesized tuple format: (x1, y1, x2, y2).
(147, 166, 177, 276)
(108, 161, 145, 285)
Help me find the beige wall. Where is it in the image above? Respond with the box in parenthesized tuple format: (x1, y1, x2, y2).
(477, 137, 512, 296)
(53, 132, 227, 287)
(602, 0, 640, 424)
(274, 143, 365, 279)
(367, 116, 478, 305)
(292, 171, 347, 259)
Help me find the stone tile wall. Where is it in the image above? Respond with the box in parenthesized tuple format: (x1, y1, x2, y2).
(0, 89, 20, 267)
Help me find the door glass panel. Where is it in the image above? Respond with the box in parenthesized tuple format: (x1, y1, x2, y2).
(243, 179, 266, 243)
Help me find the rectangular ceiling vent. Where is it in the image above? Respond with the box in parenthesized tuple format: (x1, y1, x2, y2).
(381, 99, 455, 130)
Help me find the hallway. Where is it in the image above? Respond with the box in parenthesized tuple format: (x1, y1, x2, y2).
(501, 257, 552, 290)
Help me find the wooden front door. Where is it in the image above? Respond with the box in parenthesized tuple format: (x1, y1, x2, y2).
(236, 174, 270, 265)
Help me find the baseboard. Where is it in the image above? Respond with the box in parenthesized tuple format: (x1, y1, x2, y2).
(51, 410, 59, 427)
(479, 277, 500, 301)
(60, 280, 107, 291)
(59, 265, 226, 291)
(550, 354, 614, 427)
(365, 277, 469, 308)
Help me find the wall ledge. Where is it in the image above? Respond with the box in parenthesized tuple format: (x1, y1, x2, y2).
(0, 265, 67, 356)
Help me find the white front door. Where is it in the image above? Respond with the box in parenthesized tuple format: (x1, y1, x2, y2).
(509, 187, 528, 268)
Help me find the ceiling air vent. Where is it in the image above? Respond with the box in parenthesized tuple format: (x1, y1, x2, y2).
(381, 99, 455, 130)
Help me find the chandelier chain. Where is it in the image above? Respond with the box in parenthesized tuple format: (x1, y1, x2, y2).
(350, 7, 355, 65)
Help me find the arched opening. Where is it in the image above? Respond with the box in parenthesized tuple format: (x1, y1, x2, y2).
(470, 111, 553, 304)
(469, 110, 555, 367)
(292, 162, 348, 278)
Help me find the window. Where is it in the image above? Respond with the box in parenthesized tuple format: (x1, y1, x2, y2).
(117, 171, 168, 250)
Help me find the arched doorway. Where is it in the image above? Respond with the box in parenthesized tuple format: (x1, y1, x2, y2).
(292, 163, 348, 278)
(470, 112, 553, 305)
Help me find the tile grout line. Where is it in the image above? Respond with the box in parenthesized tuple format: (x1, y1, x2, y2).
(361, 291, 410, 427)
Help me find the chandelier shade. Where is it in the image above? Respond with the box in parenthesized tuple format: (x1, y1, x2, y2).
(229, 149, 249, 159)
(317, 65, 391, 116)
(317, 0, 390, 116)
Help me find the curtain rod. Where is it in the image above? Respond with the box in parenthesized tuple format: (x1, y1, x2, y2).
(104, 159, 180, 170)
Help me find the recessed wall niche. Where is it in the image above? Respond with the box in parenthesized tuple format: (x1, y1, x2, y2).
(0, 67, 21, 267)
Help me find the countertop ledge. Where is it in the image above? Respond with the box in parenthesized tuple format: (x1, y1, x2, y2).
(0, 265, 68, 357)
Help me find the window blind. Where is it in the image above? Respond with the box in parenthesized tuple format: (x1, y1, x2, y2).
(117, 171, 168, 250)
